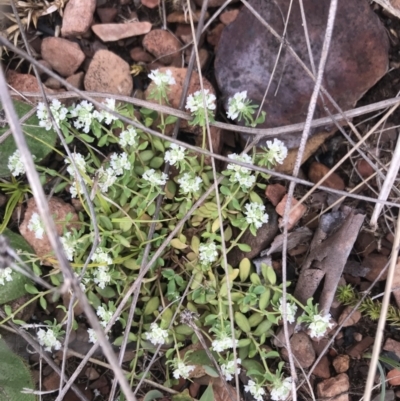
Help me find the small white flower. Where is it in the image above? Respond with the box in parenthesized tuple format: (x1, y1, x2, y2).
(110, 153, 131, 176)
(65, 153, 87, 176)
(93, 266, 112, 289)
(308, 313, 334, 339)
(119, 126, 138, 148)
(87, 328, 99, 344)
(69, 180, 84, 198)
(266, 138, 288, 165)
(177, 173, 202, 194)
(244, 202, 269, 229)
(7, 149, 25, 177)
(142, 169, 168, 186)
(244, 380, 266, 401)
(185, 89, 216, 113)
(97, 305, 114, 328)
(227, 153, 256, 190)
(278, 298, 298, 324)
(0, 267, 13, 285)
(199, 242, 218, 265)
(97, 167, 117, 193)
(173, 361, 195, 379)
(145, 322, 169, 345)
(227, 91, 248, 120)
(91, 247, 113, 266)
(270, 377, 292, 401)
(37, 328, 62, 352)
(36, 99, 68, 131)
(164, 143, 186, 166)
(148, 69, 176, 86)
(61, 232, 76, 261)
(28, 212, 45, 239)
(221, 358, 241, 381)
(98, 98, 119, 125)
(70, 100, 94, 133)
(211, 332, 238, 352)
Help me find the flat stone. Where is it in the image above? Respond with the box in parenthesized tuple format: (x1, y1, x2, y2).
(84, 50, 133, 96)
(61, 0, 96, 37)
(65, 72, 85, 89)
(346, 336, 374, 359)
(41, 37, 85, 77)
(312, 355, 331, 379)
(317, 373, 349, 399)
(362, 253, 389, 282)
(194, 0, 238, 6)
(282, 332, 315, 368)
(143, 29, 182, 65)
(96, 7, 118, 23)
(338, 306, 362, 327)
(6, 70, 55, 100)
(275, 194, 307, 230)
(167, 10, 209, 23)
(356, 159, 375, 179)
(384, 338, 400, 359)
(141, 0, 160, 8)
(92, 22, 152, 42)
(308, 162, 345, 190)
(265, 183, 286, 206)
(220, 9, 239, 25)
(388, 369, 400, 386)
(129, 47, 154, 63)
(333, 355, 350, 374)
(391, 257, 400, 309)
(206, 23, 224, 47)
(355, 231, 378, 257)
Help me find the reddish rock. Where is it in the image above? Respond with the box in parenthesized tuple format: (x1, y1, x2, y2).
(185, 48, 209, 70)
(143, 29, 182, 65)
(391, 257, 400, 309)
(363, 253, 388, 282)
(84, 50, 133, 96)
(37, 59, 52, 78)
(43, 371, 60, 391)
(265, 183, 286, 206)
(92, 22, 152, 42)
(388, 369, 400, 386)
(356, 159, 375, 179)
(347, 336, 374, 359)
(207, 23, 224, 47)
(65, 72, 85, 89)
(41, 37, 85, 77)
(308, 162, 345, 190)
(44, 77, 62, 90)
(7, 70, 55, 99)
(141, 0, 160, 8)
(333, 355, 350, 374)
(355, 231, 378, 257)
(384, 338, 400, 359)
(129, 47, 154, 63)
(65, 384, 93, 401)
(167, 10, 209, 23)
(220, 9, 239, 25)
(194, 0, 237, 6)
(281, 332, 315, 368)
(312, 355, 331, 379)
(317, 374, 349, 399)
(61, 0, 96, 37)
(275, 194, 307, 230)
(338, 306, 362, 327)
(96, 7, 118, 23)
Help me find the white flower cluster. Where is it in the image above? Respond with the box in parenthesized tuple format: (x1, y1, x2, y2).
(244, 380, 266, 401)
(92, 247, 113, 266)
(145, 322, 169, 345)
(244, 202, 269, 229)
(227, 153, 256, 190)
(278, 298, 298, 324)
(211, 332, 238, 352)
(199, 242, 218, 266)
(70, 100, 94, 133)
(177, 173, 202, 194)
(61, 232, 76, 261)
(97, 305, 117, 328)
(93, 266, 112, 289)
(308, 313, 334, 339)
(97, 167, 117, 194)
(37, 327, 62, 352)
(93, 98, 119, 125)
(65, 152, 87, 176)
(27, 212, 45, 239)
(0, 267, 13, 285)
(173, 360, 195, 380)
(87, 328, 109, 344)
(185, 89, 216, 113)
(270, 377, 292, 401)
(164, 143, 186, 166)
(7, 149, 26, 177)
(227, 91, 248, 120)
(36, 99, 68, 131)
(119, 126, 138, 148)
(142, 169, 168, 186)
(221, 358, 241, 381)
(110, 153, 131, 176)
(148, 69, 176, 87)
(266, 138, 288, 165)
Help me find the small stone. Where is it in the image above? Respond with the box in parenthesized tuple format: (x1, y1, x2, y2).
(7, 70, 54, 98)
(317, 373, 349, 399)
(275, 194, 307, 230)
(312, 355, 331, 379)
(143, 29, 182, 65)
(338, 306, 362, 327)
(61, 0, 96, 37)
(353, 332, 363, 342)
(207, 23, 224, 47)
(84, 50, 133, 96)
(194, 0, 236, 6)
(65, 72, 85, 89)
(220, 9, 239, 25)
(65, 385, 93, 401)
(333, 355, 350, 374)
(388, 369, 400, 386)
(308, 161, 345, 191)
(92, 22, 152, 42)
(44, 77, 62, 90)
(96, 7, 118, 23)
(282, 332, 315, 368)
(362, 253, 389, 282)
(37, 59, 52, 79)
(265, 183, 286, 206)
(167, 10, 209, 23)
(43, 371, 60, 391)
(41, 37, 85, 77)
(384, 338, 400, 359)
(347, 336, 374, 359)
(141, 0, 160, 8)
(356, 159, 375, 179)
(355, 231, 378, 257)
(85, 367, 100, 381)
(185, 48, 209, 70)
(391, 257, 400, 309)
(130, 47, 154, 63)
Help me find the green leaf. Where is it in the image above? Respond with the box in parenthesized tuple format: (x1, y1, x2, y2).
(237, 243, 251, 252)
(143, 297, 160, 315)
(235, 311, 251, 333)
(39, 296, 47, 310)
(24, 283, 39, 295)
(249, 191, 263, 204)
(248, 313, 264, 327)
(262, 263, 276, 285)
(96, 286, 116, 298)
(241, 359, 265, 380)
(203, 365, 219, 377)
(199, 384, 213, 401)
(239, 258, 251, 281)
(238, 338, 251, 347)
(79, 134, 95, 143)
(143, 390, 164, 401)
(165, 115, 178, 125)
(170, 238, 187, 250)
(259, 288, 271, 310)
(150, 157, 164, 169)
